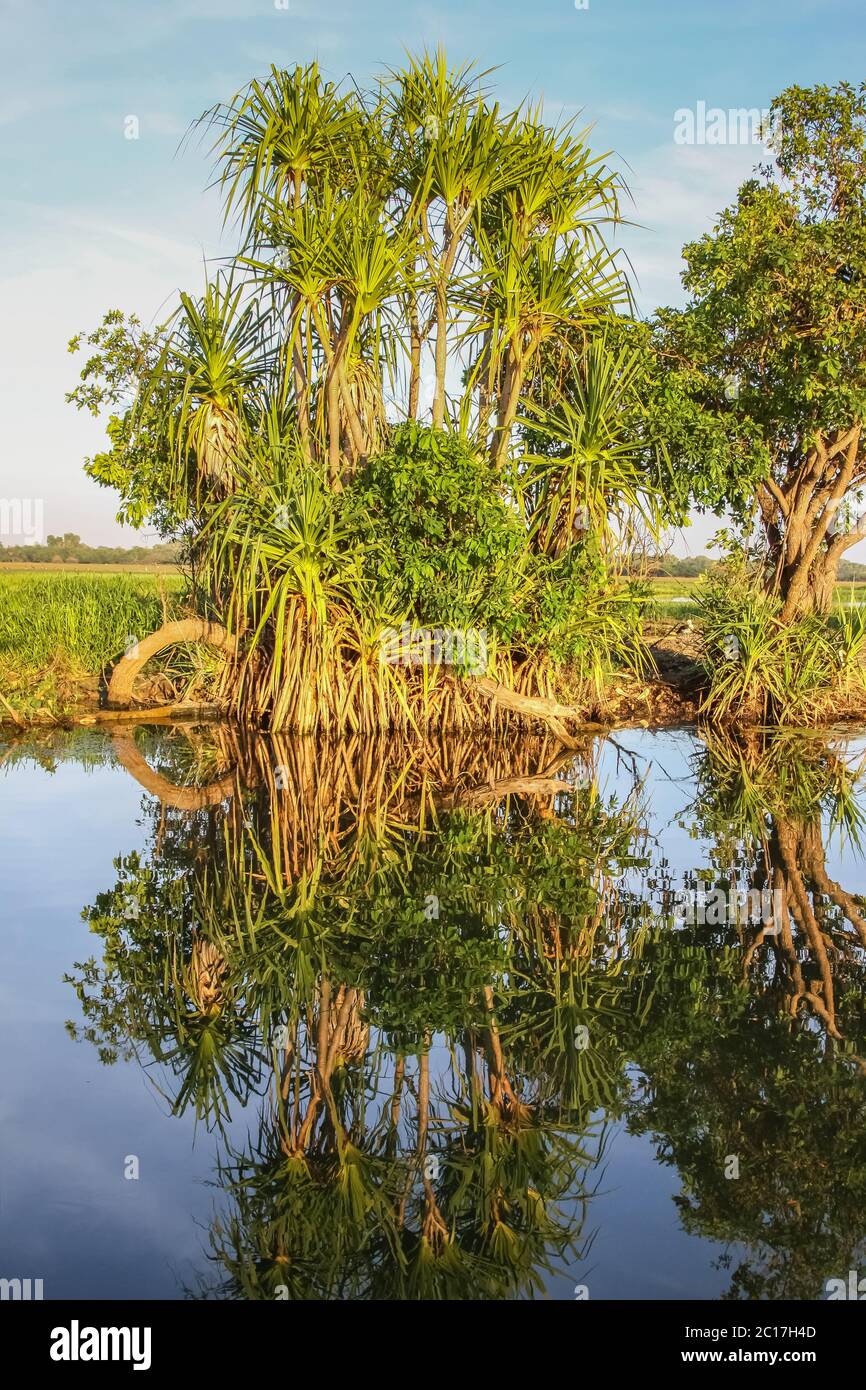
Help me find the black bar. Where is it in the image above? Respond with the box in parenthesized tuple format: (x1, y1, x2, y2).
(7, 1296, 861, 1375)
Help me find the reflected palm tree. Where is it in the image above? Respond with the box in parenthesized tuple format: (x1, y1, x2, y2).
(66, 722, 643, 1296)
(61, 719, 866, 1299)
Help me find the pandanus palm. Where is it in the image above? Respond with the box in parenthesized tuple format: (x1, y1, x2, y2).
(385, 49, 527, 430)
(184, 932, 228, 1016)
(469, 220, 629, 471)
(201, 62, 362, 231)
(209, 65, 413, 483)
(69, 52, 662, 736)
(492, 113, 625, 248)
(141, 276, 269, 503)
(519, 333, 665, 556)
(203, 64, 375, 467)
(464, 116, 629, 470)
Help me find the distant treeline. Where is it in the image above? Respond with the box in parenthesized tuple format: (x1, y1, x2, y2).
(647, 555, 866, 581)
(0, 534, 181, 564)
(3, 538, 866, 583)
(645, 556, 714, 577)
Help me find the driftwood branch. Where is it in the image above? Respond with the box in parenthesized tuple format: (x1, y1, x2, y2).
(106, 619, 237, 708)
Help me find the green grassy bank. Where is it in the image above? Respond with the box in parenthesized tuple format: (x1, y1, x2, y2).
(0, 572, 183, 724)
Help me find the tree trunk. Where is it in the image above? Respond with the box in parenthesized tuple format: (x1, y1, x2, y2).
(432, 275, 449, 429)
(408, 298, 422, 421)
(777, 532, 845, 619)
(759, 425, 863, 621)
(804, 556, 838, 615)
(327, 368, 342, 488)
(775, 526, 838, 619)
(292, 322, 310, 459)
(491, 342, 531, 472)
(431, 215, 461, 431)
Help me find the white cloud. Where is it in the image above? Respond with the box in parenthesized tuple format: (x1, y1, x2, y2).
(616, 140, 766, 314)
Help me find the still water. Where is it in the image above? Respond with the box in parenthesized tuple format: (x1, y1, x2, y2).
(1, 721, 865, 1300)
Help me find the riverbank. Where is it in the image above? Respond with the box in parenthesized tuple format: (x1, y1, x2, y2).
(0, 601, 701, 733)
(6, 620, 866, 736)
(0, 572, 697, 731)
(0, 669, 701, 735)
(0, 570, 184, 727)
(4, 572, 866, 735)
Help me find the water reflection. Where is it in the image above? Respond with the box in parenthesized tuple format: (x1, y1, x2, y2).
(33, 722, 866, 1298)
(627, 730, 866, 1300)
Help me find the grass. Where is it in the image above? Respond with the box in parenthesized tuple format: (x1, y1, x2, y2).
(0, 572, 182, 669)
(0, 572, 184, 723)
(697, 563, 866, 726)
(645, 575, 866, 621)
(647, 577, 699, 599)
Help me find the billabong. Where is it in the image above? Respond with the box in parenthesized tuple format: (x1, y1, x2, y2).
(49, 1321, 152, 1371)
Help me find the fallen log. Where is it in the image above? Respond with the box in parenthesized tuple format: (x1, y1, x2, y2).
(80, 703, 222, 725)
(472, 677, 598, 749)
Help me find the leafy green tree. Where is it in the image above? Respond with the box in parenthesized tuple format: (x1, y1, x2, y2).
(650, 82, 866, 619)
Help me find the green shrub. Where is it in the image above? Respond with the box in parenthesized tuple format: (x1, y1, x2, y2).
(698, 563, 838, 724)
(519, 545, 648, 687)
(340, 424, 646, 689)
(340, 424, 528, 635)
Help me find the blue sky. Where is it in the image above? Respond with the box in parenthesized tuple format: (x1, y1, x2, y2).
(1, 0, 864, 547)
